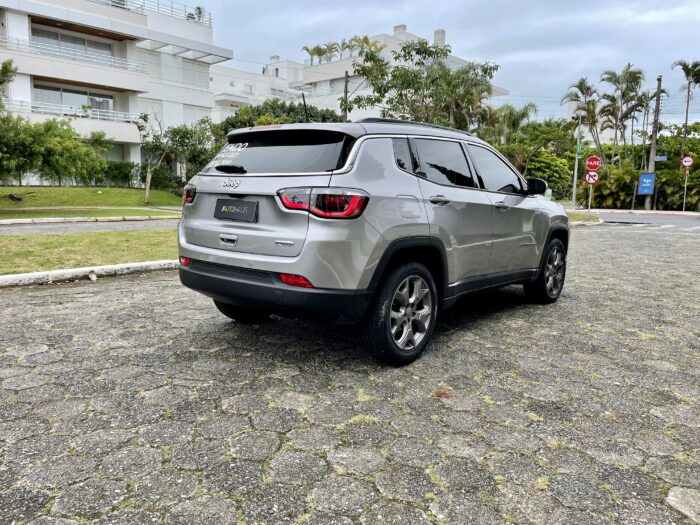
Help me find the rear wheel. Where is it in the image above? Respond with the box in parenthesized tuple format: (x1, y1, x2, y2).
(365, 263, 438, 366)
(213, 300, 271, 323)
(524, 238, 566, 303)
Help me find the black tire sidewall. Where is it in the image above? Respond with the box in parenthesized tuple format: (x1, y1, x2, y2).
(368, 262, 438, 365)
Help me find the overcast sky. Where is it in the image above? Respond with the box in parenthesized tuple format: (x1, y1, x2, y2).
(203, 0, 700, 123)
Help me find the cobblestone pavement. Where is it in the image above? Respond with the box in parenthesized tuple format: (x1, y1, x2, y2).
(1, 225, 699, 525)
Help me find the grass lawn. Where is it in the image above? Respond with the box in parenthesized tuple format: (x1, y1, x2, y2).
(0, 209, 179, 220)
(0, 229, 177, 275)
(0, 187, 182, 208)
(568, 211, 601, 222)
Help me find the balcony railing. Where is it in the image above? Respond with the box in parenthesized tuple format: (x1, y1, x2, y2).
(87, 0, 213, 27)
(0, 35, 149, 74)
(3, 99, 139, 123)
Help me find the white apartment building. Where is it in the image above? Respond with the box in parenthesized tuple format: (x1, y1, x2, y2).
(293, 24, 509, 119)
(0, 0, 232, 164)
(209, 56, 303, 123)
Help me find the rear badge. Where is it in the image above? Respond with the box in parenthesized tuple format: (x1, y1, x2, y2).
(222, 179, 241, 189)
(275, 240, 295, 247)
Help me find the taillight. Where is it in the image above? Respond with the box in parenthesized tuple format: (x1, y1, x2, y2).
(183, 184, 196, 204)
(278, 188, 369, 219)
(280, 273, 314, 288)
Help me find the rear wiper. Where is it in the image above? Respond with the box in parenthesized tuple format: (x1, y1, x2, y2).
(215, 164, 247, 174)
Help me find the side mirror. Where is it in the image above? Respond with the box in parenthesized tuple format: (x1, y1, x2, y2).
(527, 178, 548, 195)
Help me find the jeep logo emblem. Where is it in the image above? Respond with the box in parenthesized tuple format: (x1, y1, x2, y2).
(223, 179, 241, 189)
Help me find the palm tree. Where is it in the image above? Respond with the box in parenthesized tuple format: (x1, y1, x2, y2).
(601, 64, 645, 163)
(672, 60, 700, 160)
(312, 45, 325, 65)
(485, 103, 537, 144)
(338, 39, 351, 60)
(562, 77, 603, 156)
(301, 45, 316, 66)
(351, 35, 386, 55)
(322, 41, 339, 63)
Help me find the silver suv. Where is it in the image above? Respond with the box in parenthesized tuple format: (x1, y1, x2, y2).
(178, 119, 569, 364)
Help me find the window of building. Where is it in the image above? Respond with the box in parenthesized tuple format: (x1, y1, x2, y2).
(33, 84, 114, 111)
(181, 58, 209, 87)
(466, 145, 523, 193)
(414, 139, 476, 188)
(275, 68, 279, 77)
(244, 84, 253, 95)
(183, 104, 210, 124)
(31, 27, 112, 58)
(138, 98, 163, 121)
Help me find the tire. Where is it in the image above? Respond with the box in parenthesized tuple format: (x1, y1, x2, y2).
(213, 300, 271, 323)
(524, 238, 566, 304)
(365, 262, 438, 366)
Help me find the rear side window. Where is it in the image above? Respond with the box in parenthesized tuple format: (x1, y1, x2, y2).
(206, 130, 354, 174)
(413, 139, 476, 188)
(392, 138, 417, 172)
(466, 145, 523, 193)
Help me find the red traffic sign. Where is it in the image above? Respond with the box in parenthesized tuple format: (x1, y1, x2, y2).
(584, 171, 600, 185)
(682, 156, 693, 167)
(586, 156, 602, 171)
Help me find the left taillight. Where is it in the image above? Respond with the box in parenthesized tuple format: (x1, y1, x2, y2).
(278, 187, 369, 219)
(183, 184, 196, 204)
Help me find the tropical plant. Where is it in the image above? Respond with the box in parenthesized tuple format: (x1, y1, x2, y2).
(561, 77, 604, 156)
(301, 45, 317, 66)
(351, 35, 386, 55)
(671, 59, 700, 160)
(0, 59, 17, 98)
(322, 41, 339, 63)
(480, 103, 537, 145)
(600, 64, 645, 164)
(338, 39, 352, 60)
(346, 39, 498, 129)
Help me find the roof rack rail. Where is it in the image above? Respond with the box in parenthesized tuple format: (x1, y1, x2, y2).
(356, 118, 472, 136)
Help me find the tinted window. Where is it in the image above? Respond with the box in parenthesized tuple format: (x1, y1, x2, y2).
(414, 139, 476, 188)
(467, 145, 523, 193)
(206, 130, 353, 174)
(392, 138, 416, 172)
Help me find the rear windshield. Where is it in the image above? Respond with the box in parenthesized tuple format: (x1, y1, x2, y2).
(204, 130, 355, 175)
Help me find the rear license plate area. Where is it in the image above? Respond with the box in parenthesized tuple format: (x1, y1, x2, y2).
(214, 198, 257, 222)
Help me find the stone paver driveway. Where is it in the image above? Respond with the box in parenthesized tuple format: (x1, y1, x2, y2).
(1, 225, 699, 525)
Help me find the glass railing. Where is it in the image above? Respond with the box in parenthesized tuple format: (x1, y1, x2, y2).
(87, 0, 213, 27)
(0, 35, 149, 74)
(3, 99, 139, 123)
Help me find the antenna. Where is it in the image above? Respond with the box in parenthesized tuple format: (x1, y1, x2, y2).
(302, 93, 310, 123)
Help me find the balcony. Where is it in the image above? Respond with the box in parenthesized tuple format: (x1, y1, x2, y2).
(3, 99, 139, 123)
(0, 35, 148, 74)
(3, 99, 141, 143)
(87, 0, 213, 27)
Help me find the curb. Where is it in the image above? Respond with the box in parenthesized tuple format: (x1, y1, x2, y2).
(571, 220, 604, 226)
(0, 260, 179, 288)
(0, 215, 180, 225)
(582, 209, 699, 217)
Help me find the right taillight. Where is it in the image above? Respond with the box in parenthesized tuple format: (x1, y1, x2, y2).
(278, 188, 369, 219)
(183, 184, 196, 204)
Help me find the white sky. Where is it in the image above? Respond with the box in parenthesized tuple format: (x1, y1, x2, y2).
(202, 0, 700, 124)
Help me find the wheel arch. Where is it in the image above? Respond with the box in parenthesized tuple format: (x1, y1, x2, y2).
(367, 236, 448, 301)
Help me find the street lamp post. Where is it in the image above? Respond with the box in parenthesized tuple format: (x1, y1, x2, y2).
(572, 113, 582, 209)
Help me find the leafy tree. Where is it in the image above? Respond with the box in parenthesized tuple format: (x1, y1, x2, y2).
(671, 60, 700, 159)
(217, 99, 342, 135)
(346, 40, 498, 130)
(479, 103, 537, 145)
(0, 59, 17, 99)
(562, 77, 604, 156)
(36, 119, 106, 186)
(522, 148, 570, 198)
(0, 111, 44, 185)
(301, 46, 317, 66)
(105, 161, 138, 187)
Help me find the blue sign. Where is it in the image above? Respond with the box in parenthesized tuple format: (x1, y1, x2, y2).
(655, 155, 668, 162)
(638, 173, 656, 195)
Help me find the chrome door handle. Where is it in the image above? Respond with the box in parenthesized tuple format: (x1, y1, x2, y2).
(429, 195, 451, 205)
(219, 234, 238, 247)
(495, 201, 510, 211)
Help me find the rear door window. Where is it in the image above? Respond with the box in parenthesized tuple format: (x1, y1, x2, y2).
(413, 139, 476, 188)
(206, 130, 354, 174)
(392, 138, 417, 173)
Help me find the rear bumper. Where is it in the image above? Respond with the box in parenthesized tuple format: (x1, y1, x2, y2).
(179, 259, 372, 324)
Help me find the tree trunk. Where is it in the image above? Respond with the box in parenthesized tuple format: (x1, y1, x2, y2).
(144, 164, 153, 204)
(680, 83, 691, 161)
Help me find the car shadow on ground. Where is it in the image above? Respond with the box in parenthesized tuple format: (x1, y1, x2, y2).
(192, 284, 540, 367)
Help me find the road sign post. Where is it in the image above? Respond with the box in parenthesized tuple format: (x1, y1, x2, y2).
(584, 157, 601, 212)
(682, 156, 693, 212)
(571, 115, 582, 209)
(638, 173, 656, 196)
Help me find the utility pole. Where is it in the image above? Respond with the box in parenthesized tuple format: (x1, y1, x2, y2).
(646, 75, 663, 210)
(342, 70, 349, 122)
(572, 113, 582, 209)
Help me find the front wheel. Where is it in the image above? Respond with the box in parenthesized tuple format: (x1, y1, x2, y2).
(213, 300, 271, 324)
(524, 238, 566, 303)
(365, 263, 438, 366)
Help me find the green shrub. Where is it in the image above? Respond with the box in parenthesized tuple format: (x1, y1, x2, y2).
(105, 161, 138, 188)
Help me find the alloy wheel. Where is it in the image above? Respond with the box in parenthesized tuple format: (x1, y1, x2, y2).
(389, 275, 432, 351)
(545, 246, 565, 297)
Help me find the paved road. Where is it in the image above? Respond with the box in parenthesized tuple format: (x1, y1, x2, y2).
(1, 225, 699, 524)
(0, 218, 180, 236)
(592, 211, 700, 228)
